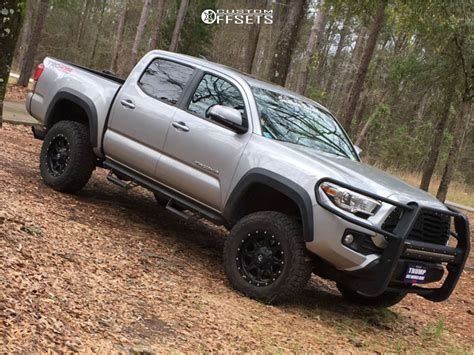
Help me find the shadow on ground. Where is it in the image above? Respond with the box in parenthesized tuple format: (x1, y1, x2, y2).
(74, 176, 400, 328)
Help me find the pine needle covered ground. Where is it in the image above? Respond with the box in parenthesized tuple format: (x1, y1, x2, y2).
(0, 124, 473, 353)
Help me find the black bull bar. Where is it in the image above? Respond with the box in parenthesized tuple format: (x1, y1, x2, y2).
(315, 178, 470, 302)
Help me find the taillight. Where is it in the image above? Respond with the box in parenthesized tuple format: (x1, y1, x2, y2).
(33, 63, 44, 81)
(32, 63, 44, 90)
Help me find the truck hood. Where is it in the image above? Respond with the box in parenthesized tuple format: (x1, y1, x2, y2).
(280, 142, 447, 209)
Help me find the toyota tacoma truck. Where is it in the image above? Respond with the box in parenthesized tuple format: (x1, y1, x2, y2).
(26, 50, 470, 307)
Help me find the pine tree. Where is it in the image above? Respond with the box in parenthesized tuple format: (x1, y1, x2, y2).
(169, 0, 189, 52)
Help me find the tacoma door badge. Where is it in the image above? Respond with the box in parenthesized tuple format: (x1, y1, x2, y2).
(194, 161, 219, 175)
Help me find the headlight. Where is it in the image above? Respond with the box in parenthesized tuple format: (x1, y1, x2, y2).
(320, 182, 381, 217)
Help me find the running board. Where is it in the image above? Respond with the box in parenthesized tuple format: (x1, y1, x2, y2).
(102, 160, 224, 225)
(107, 172, 136, 190)
(166, 200, 190, 220)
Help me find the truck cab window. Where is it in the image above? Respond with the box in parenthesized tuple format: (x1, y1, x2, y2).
(188, 74, 246, 120)
(138, 59, 194, 105)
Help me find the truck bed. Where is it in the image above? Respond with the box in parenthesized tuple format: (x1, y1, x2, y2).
(61, 60, 126, 85)
(27, 57, 124, 156)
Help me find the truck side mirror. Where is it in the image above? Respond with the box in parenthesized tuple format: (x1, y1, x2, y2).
(208, 105, 247, 134)
(354, 145, 363, 159)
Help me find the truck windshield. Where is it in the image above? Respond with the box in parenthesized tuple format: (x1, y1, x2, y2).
(252, 86, 357, 161)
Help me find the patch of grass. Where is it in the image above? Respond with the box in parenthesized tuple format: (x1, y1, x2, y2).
(422, 319, 445, 342)
(434, 319, 445, 339)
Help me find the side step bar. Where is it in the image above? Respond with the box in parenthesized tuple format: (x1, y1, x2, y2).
(103, 160, 224, 225)
(107, 172, 135, 189)
(165, 200, 189, 220)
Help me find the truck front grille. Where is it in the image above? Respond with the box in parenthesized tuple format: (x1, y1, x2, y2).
(382, 207, 450, 245)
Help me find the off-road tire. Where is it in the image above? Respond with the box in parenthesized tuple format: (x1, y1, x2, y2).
(336, 282, 406, 308)
(224, 211, 312, 304)
(40, 121, 95, 193)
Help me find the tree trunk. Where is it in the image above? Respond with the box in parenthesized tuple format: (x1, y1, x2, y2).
(244, 2, 262, 74)
(419, 84, 455, 191)
(251, 4, 274, 79)
(293, 0, 327, 93)
(13, 0, 37, 72)
(436, 97, 472, 202)
(110, 0, 129, 72)
(75, 0, 91, 49)
(149, 0, 167, 50)
(334, 26, 367, 115)
(325, 23, 348, 97)
(355, 111, 376, 146)
(340, 0, 386, 130)
(415, 90, 430, 123)
(169, 0, 189, 52)
(89, 0, 106, 67)
(0, 0, 25, 127)
(131, 0, 152, 65)
(352, 89, 369, 130)
(268, 0, 306, 86)
(17, 0, 49, 87)
(312, 20, 334, 89)
(350, 26, 367, 64)
(351, 54, 383, 132)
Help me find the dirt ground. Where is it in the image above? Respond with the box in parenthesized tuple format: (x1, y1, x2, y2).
(4, 85, 29, 102)
(0, 123, 473, 353)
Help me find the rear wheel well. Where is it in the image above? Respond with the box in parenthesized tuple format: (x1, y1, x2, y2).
(47, 99, 89, 129)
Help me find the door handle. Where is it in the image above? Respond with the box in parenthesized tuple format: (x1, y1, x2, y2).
(120, 99, 135, 109)
(172, 121, 190, 132)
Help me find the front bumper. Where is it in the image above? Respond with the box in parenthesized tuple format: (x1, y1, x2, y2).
(312, 178, 470, 302)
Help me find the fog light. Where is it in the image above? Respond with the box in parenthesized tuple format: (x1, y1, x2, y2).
(343, 234, 354, 245)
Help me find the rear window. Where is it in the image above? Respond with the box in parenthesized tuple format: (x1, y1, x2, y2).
(138, 59, 194, 105)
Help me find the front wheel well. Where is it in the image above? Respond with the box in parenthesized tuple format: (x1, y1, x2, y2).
(224, 170, 315, 242)
(238, 183, 301, 218)
(225, 183, 308, 237)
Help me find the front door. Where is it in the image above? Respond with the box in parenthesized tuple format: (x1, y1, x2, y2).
(158, 73, 252, 210)
(104, 58, 195, 178)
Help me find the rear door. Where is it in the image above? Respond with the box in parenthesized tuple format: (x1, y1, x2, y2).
(104, 58, 194, 178)
(158, 72, 252, 210)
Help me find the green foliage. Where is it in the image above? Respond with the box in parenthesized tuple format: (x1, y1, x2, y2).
(159, 0, 216, 57)
(179, 0, 217, 57)
(306, 86, 328, 104)
(422, 319, 445, 341)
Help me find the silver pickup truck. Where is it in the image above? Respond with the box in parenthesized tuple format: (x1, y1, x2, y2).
(26, 50, 470, 307)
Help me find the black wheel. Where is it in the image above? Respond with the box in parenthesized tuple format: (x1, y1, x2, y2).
(337, 282, 406, 308)
(224, 211, 312, 303)
(40, 121, 95, 193)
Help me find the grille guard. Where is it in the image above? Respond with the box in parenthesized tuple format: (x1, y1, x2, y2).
(315, 178, 471, 301)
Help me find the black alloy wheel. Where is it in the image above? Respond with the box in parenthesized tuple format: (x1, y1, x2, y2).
(46, 134, 70, 176)
(224, 211, 312, 303)
(40, 120, 95, 193)
(237, 230, 285, 287)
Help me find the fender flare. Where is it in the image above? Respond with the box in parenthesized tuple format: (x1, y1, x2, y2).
(45, 88, 99, 147)
(224, 168, 315, 242)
